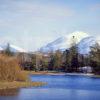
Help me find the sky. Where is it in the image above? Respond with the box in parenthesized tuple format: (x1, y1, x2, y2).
(0, 0, 100, 51)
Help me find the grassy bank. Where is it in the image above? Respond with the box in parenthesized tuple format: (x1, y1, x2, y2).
(0, 81, 46, 90)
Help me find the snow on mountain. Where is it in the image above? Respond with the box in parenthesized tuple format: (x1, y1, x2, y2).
(0, 44, 27, 53)
(78, 36, 97, 54)
(40, 31, 99, 54)
(9, 44, 27, 53)
(40, 31, 90, 53)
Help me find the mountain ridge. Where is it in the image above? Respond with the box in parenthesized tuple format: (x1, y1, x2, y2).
(40, 31, 99, 54)
(0, 44, 27, 53)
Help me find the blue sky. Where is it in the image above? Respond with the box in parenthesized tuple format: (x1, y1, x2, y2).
(0, 0, 100, 51)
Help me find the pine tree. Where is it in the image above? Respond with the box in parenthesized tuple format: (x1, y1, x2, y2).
(49, 54, 55, 70)
(62, 50, 71, 72)
(90, 43, 100, 74)
(53, 50, 62, 71)
(5, 43, 13, 56)
(69, 36, 79, 72)
(49, 50, 62, 71)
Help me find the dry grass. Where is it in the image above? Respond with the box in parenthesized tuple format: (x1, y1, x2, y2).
(0, 81, 46, 90)
(0, 54, 46, 90)
(0, 54, 27, 81)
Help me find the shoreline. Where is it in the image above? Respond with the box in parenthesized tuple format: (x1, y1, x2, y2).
(0, 71, 99, 90)
(23, 71, 100, 78)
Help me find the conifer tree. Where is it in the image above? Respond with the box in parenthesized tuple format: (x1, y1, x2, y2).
(5, 43, 13, 56)
(90, 43, 100, 74)
(69, 36, 79, 72)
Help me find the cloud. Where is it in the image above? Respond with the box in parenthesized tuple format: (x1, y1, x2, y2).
(0, 0, 74, 19)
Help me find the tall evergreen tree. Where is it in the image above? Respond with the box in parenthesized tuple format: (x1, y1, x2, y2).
(49, 54, 55, 70)
(5, 43, 13, 56)
(62, 50, 71, 72)
(90, 43, 100, 74)
(53, 50, 62, 71)
(49, 50, 62, 71)
(69, 36, 79, 72)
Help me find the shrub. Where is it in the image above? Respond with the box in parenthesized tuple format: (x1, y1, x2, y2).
(0, 54, 28, 82)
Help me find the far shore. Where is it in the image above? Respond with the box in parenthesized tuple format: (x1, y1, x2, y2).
(22, 71, 100, 78)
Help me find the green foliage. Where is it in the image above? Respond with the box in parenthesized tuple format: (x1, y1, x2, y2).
(90, 43, 100, 74)
(62, 50, 71, 71)
(42, 59, 49, 70)
(31, 54, 36, 70)
(49, 50, 62, 71)
(63, 36, 79, 72)
(53, 50, 62, 70)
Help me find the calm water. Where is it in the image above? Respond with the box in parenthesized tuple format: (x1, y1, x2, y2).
(0, 74, 100, 100)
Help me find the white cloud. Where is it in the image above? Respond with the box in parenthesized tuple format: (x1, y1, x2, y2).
(0, 0, 74, 19)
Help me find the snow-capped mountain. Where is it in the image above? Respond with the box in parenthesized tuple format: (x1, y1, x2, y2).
(0, 44, 27, 53)
(40, 31, 98, 54)
(78, 36, 97, 54)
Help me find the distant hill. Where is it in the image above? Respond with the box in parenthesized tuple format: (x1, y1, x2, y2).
(0, 44, 27, 53)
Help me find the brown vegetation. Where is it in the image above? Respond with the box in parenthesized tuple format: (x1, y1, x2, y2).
(0, 54, 27, 82)
(0, 81, 46, 90)
(0, 54, 46, 90)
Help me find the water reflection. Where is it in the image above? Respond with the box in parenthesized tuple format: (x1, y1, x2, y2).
(0, 89, 19, 96)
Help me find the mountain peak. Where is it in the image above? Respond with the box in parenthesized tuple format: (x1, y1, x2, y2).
(66, 31, 89, 43)
(40, 31, 98, 54)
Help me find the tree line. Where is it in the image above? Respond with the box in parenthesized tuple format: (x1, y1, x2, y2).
(1, 38, 100, 75)
(30, 36, 100, 74)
